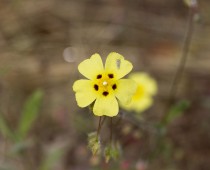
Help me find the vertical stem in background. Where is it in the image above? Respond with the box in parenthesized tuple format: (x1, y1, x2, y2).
(97, 116, 102, 137)
(169, 7, 195, 100)
(161, 5, 196, 123)
(97, 116, 106, 137)
(110, 118, 113, 143)
(149, 4, 198, 160)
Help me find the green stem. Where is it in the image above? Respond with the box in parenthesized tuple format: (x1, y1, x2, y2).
(97, 116, 106, 137)
(149, 5, 197, 161)
(97, 117, 102, 137)
(161, 6, 196, 124)
(110, 118, 113, 143)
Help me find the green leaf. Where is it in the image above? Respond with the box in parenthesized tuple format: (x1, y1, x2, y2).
(0, 113, 14, 140)
(39, 147, 64, 170)
(88, 132, 101, 155)
(17, 89, 44, 140)
(104, 142, 121, 163)
(166, 100, 190, 124)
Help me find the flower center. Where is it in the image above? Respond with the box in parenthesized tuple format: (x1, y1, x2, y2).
(133, 85, 145, 100)
(93, 73, 117, 97)
(102, 81, 108, 86)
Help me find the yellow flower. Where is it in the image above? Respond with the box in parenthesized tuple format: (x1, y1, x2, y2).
(121, 72, 157, 113)
(73, 52, 137, 117)
(183, 0, 197, 7)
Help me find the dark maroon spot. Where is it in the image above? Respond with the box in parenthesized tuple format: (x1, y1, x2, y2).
(108, 74, 114, 78)
(94, 84, 99, 91)
(112, 84, 117, 90)
(97, 74, 102, 79)
(103, 91, 109, 96)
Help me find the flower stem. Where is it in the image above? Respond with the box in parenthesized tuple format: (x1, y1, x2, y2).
(97, 116, 102, 137)
(149, 5, 197, 161)
(97, 116, 106, 137)
(161, 5, 196, 124)
(169, 7, 195, 100)
(110, 118, 113, 143)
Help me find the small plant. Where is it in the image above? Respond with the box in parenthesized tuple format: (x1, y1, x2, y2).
(0, 89, 44, 169)
(73, 52, 157, 162)
(0, 89, 44, 143)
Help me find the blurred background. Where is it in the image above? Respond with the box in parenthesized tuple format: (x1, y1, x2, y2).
(0, 0, 210, 170)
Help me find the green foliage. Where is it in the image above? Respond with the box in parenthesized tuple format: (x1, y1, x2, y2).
(0, 114, 15, 141)
(165, 100, 190, 125)
(0, 89, 44, 141)
(162, 139, 173, 160)
(17, 89, 44, 141)
(156, 100, 190, 139)
(104, 142, 121, 163)
(39, 147, 64, 170)
(88, 132, 101, 156)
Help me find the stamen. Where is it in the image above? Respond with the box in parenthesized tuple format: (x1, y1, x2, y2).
(112, 84, 117, 90)
(103, 91, 109, 96)
(97, 74, 102, 79)
(108, 74, 114, 78)
(94, 84, 99, 91)
(102, 81, 108, 86)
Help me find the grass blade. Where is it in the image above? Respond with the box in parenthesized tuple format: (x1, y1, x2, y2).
(0, 113, 14, 140)
(17, 89, 44, 140)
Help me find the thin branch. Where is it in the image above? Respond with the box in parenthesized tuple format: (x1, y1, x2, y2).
(169, 8, 194, 100)
(161, 6, 196, 123)
(149, 5, 197, 161)
(97, 116, 102, 137)
(97, 116, 106, 137)
(110, 118, 113, 143)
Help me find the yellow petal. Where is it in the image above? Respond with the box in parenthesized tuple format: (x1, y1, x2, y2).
(115, 79, 137, 105)
(105, 52, 133, 79)
(129, 72, 157, 95)
(122, 96, 153, 112)
(78, 53, 104, 79)
(183, 0, 197, 7)
(93, 96, 119, 117)
(73, 80, 97, 107)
